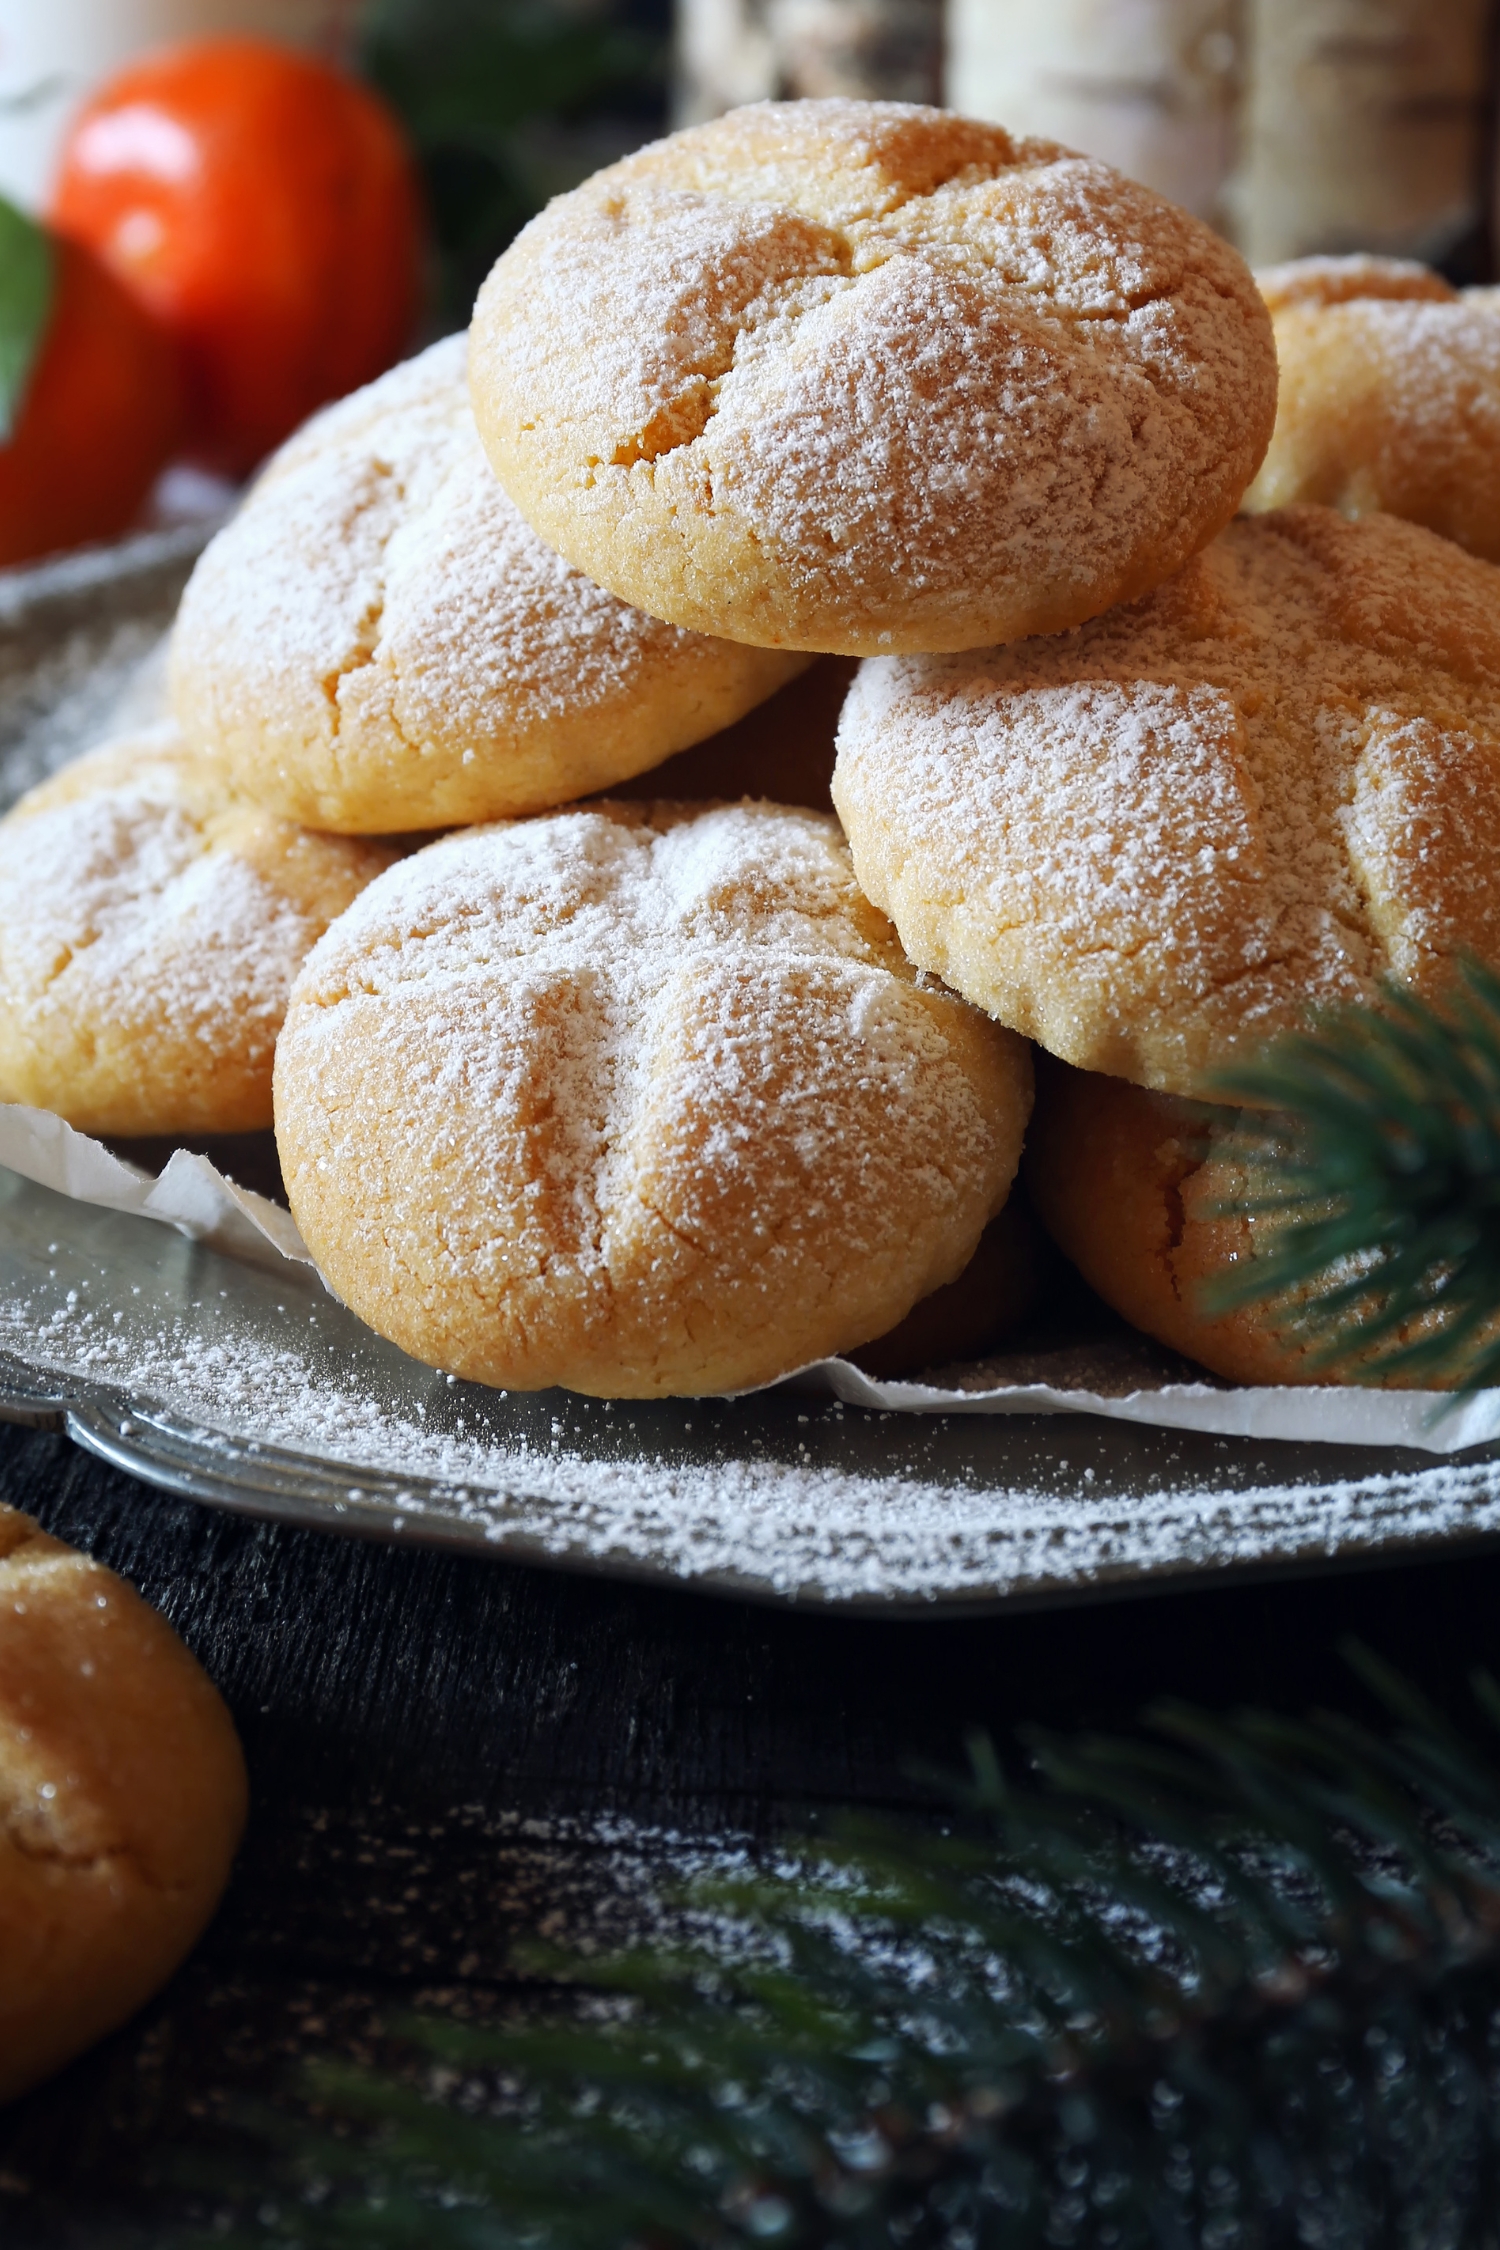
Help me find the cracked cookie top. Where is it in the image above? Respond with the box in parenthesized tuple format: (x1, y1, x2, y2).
(1244, 256, 1500, 565)
(274, 799, 1032, 1397)
(467, 98, 1278, 657)
(169, 337, 805, 834)
(0, 1501, 247, 2104)
(832, 505, 1500, 1094)
(0, 723, 396, 1135)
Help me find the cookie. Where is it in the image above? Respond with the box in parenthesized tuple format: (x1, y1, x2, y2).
(1245, 256, 1500, 561)
(1255, 254, 1455, 314)
(468, 98, 1277, 656)
(847, 1202, 1048, 1380)
(609, 657, 855, 810)
(170, 337, 806, 834)
(833, 505, 1500, 1096)
(0, 1506, 246, 2103)
(275, 800, 1032, 1397)
(1024, 1059, 1450, 1388)
(0, 724, 396, 1136)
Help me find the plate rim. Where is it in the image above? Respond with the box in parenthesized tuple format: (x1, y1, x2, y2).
(8, 1341, 1500, 1617)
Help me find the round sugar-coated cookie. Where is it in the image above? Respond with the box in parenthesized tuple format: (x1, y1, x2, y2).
(468, 99, 1277, 657)
(834, 505, 1500, 1096)
(170, 337, 806, 833)
(1255, 254, 1455, 314)
(0, 723, 396, 1135)
(1245, 255, 1500, 561)
(275, 800, 1032, 1397)
(1025, 1060, 1460, 1388)
(0, 1505, 246, 2103)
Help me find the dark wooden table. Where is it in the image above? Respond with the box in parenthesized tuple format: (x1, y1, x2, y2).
(3, 1416, 1497, 2243)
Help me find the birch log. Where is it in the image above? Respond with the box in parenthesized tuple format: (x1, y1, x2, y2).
(675, 0, 943, 124)
(945, 0, 1240, 224)
(1228, 0, 1492, 265)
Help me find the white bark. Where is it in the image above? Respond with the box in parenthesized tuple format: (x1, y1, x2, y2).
(1228, 0, 1493, 264)
(945, 0, 1240, 224)
(675, 0, 942, 124)
(677, 0, 1494, 275)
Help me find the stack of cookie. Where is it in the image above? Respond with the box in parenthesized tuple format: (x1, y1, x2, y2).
(836, 505, 1500, 1384)
(264, 96, 1276, 1397)
(827, 238, 1500, 1387)
(8, 98, 1500, 1395)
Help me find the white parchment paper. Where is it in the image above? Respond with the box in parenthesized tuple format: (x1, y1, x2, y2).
(784, 1355, 1500, 1453)
(0, 1102, 309, 1274)
(3, 1099, 1493, 1455)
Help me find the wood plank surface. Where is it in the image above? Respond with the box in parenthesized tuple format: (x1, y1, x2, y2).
(3, 1419, 1499, 2241)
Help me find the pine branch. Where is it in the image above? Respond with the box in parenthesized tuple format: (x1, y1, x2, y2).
(181, 1647, 1500, 2249)
(1204, 959, 1500, 1389)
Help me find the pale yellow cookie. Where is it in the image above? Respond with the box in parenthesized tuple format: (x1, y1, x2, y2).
(275, 800, 1032, 1397)
(1245, 255, 1500, 561)
(1255, 254, 1455, 314)
(0, 724, 397, 1135)
(833, 506, 1500, 1095)
(1025, 1060, 1465, 1388)
(170, 337, 806, 834)
(469, 99, 1277, 656)
(0, 1506, 247, 2104)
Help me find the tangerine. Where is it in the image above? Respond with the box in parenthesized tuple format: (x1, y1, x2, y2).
(0, 234, 183, 568)
(51, 38, 425, 478)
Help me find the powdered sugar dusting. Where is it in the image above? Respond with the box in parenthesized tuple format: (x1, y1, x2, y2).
(6, 799, 284, 1029)
(471, 98, 1278, 651)
(833, 507, 1500, 1091)
(6, 1205, 1500, 1607)
(170, 337, 800, 829)
(276, 801, 1029, 1396)
(0, 724, 390, 1130)
(1248, 278, 1500, 561)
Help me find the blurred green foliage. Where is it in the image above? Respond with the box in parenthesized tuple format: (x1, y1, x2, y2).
(361, 0, 667, 328)
(152, 1650, 1500, 2247)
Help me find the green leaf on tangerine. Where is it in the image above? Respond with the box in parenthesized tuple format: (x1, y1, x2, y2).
(0, 193, 54, 444)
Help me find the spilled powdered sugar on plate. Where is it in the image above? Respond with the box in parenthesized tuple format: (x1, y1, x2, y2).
(0, 525, 210, 810)
(2, 1158, 1499, 1606)
(0, 1095, 1496, 1460)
